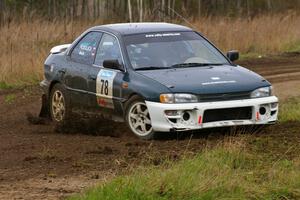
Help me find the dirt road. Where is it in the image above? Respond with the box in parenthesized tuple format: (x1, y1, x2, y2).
(0, 55, 300, 200)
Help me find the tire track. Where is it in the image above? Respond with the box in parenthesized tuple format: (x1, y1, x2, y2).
(238, 56, 300, 83)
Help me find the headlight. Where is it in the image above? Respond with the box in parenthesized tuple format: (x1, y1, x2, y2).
(250, 86, 273, 98)
(160, 93, 198, 103)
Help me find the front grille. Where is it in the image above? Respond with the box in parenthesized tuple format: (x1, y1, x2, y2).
(198, 92, 250, 102)
(203, 107, 252, 123)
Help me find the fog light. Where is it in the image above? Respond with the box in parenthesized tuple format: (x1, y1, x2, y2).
(183, 112, 190, 121)
(259, 107, 267, 115)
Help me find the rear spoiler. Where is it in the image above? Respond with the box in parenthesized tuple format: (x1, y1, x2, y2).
(50, 44, 71, 54)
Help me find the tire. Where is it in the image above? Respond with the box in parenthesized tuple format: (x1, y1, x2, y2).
(125, 96, 155, 140)
(49, 83, 72, 126)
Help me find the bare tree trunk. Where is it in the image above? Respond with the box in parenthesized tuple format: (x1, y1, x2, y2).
(198, 0, 202, 18)
(161, 0, 165, 21)
(247, 0, 250, 18)
(74, 0, 78, 19)
(167, 0, 171, 16)
(237, 0, 242, 16)
(105, 0, 108, 21)
(137, 0, 140, 20)
(96, 0, 100, 18)
(93, 0, 96, 20)
(172, 0, 175, 19)
(82, 0, 86, 19)
(140, 0, 143, 22)
(267, 0, 272, 11)
(128, 0, 132, 22)
(53, 0, 56, 17)
(0, 0, 4, 26)
(48, 0, 51, 18)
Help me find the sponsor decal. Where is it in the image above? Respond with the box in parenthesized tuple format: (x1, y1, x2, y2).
(91, 47, 97, 56)
(198, 116, 202, 125)
(96, 69, 117, 109)
(145, 33, 181, 38)
(211, 77, 220, 80)
(201, 80, 236, 85)
(256, 112, 260, 121)
(80, 42, 93, 51)
(97, 98, 107, 106)
(100, 70, 114, 78)
(103, 41, 113, 46)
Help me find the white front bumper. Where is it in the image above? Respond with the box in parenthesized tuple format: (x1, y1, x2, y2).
(146, 96, 278, 132)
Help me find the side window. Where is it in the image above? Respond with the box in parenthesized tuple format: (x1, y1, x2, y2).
(94, 33, 122, 66)
(71, 32, 102, 65)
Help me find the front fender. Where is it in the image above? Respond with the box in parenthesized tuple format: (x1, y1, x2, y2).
(124, 71, 172, 102)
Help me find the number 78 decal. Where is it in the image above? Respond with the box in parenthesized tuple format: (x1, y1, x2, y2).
(96, 69, 117, 109)
(100, 79, 109, 95)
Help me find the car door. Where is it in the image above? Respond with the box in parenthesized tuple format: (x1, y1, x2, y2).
(87, 33, 125, 114)
(66, 31, 103, 108)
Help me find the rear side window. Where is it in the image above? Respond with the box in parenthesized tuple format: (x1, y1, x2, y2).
(71, 32, 102, 65)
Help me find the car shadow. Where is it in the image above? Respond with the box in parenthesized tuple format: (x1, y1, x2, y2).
(27, 112, 266, 140)
(154, 125, 265, 141)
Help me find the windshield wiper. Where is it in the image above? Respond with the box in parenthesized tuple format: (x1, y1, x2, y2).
(171, 63, 225, 68)
(135, 63, 225, 71)
(135, 66, 172, 71)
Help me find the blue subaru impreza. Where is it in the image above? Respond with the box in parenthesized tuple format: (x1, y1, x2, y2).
(40, 23, 279, 139)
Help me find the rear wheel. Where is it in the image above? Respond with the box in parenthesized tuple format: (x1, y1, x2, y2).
(125, 96, 155, 140)
(49, 84, 71, 125)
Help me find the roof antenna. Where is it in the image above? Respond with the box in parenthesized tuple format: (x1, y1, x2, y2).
(164, 6, 199, 31)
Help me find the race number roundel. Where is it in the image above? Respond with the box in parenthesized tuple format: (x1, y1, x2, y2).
(96, 69, 117, 109)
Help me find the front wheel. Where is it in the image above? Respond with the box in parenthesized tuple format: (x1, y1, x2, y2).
(125, 96, 155, 140)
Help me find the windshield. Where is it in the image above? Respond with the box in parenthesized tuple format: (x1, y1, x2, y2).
(124, 31, 229, 70)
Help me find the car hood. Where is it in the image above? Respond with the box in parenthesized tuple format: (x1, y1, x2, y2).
(136, 65, 270, 94)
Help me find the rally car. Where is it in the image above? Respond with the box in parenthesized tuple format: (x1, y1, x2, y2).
(40, 23, 278, 139)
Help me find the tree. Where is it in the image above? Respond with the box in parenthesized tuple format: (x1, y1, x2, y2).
(1, 0, 300, 25)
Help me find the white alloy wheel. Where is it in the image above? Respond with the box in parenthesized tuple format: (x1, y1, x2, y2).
(127, 101, 153, 137)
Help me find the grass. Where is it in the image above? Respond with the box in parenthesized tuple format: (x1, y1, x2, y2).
(284, 40, 300, 53)
(4, 94, 16, 104)
(279, 97, 300, 122)
(192, 14, 300, 54)
(70, 141, 300, 200)
(69, 98, 300, 200)
(0, 14, 300, 85)
(0, 81, 14, 90)
(239, 52, 266, 60)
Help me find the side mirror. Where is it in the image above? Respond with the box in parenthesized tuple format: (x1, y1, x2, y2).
(103, 59, 123, 71)
(226, 50, 239, 62)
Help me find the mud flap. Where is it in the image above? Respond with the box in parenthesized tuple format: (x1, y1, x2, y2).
(39, 94, 50, 119)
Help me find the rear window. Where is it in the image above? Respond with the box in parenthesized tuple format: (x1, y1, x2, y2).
(71, 32, 103, 65)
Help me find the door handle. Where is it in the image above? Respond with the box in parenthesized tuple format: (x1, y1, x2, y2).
(58, 68, 66, 74)
(88, 74, 97, 80)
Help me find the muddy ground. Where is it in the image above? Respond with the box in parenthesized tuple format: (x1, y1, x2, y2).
(0, 54, 300, 200)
